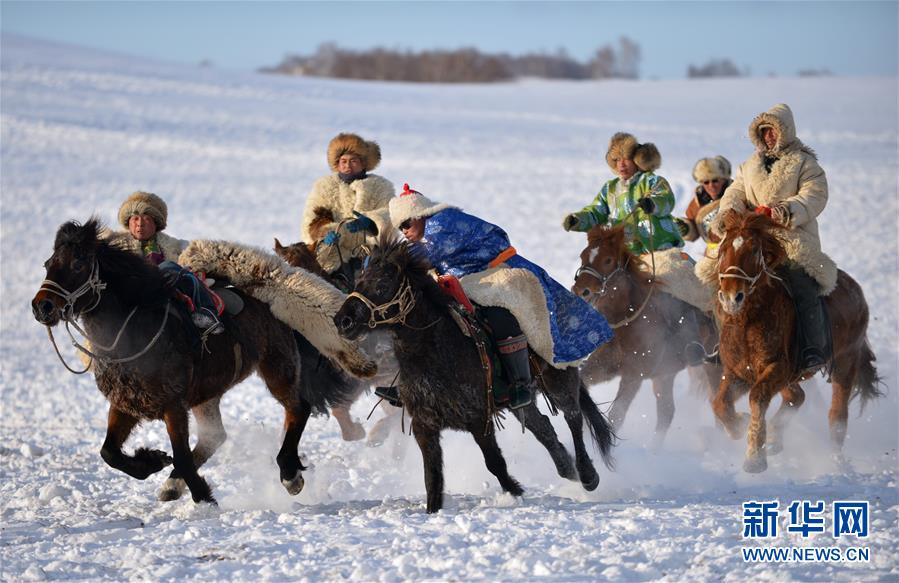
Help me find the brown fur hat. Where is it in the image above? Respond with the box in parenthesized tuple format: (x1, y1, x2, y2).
(118, 191, 168, 231)
(692, 156, 732, 183)
(605, 132, 661, 173)
(327, 133, 382, 172)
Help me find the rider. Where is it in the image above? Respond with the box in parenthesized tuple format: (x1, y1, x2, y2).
(301, 133, 395, 290)
(675, 156, 732, 258)
(561, 132, 683, 254)
(107, 191, 222, 334)
(714, 103, 833, 375)
(381, 184, 613, 409)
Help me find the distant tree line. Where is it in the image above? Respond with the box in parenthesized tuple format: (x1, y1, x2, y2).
(261, 37, 642, 83)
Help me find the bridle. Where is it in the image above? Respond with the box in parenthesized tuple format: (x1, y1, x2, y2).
(717, 240, 783, 298)
(575, 256, 630, 297)
(39, 258, 170, 374)
(346, 277, 418, 328)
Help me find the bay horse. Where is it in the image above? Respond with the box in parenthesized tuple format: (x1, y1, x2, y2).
(31, 219, 354, 503)
(334, 239, 615, 513)
(572, 224, 720, 448)
(713, 210, 882, 472)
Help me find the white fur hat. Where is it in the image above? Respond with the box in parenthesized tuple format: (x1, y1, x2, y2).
(692, 156, 732, 183)
(118, 191, 168, 231)
(388, 183, 452, 227)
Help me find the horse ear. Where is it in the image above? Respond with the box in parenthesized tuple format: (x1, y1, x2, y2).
(273, 238, 283, 250)
(721, 209, 743, 233)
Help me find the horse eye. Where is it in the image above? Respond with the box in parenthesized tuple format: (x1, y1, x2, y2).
(72, 259, 86, 272)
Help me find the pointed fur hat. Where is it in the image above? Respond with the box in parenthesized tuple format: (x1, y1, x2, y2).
(605, 132, 661, 173)
(327, 133, 382, 172)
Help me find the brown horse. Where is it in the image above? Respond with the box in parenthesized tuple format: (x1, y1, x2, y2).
(572, 224, 719, 448)
(713, 210, 882, 472)
(32, 219, 354, 503)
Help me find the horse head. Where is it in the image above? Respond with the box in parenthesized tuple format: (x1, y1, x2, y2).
(334, 236, 443, 340)
(32, 218, 107, 326)
(715, 209, 788, 315)
(273, 238, 327, 277)
(573, 224, 646, 312)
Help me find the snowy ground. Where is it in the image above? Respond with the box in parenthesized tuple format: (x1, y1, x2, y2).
(1, 34, 897, 581)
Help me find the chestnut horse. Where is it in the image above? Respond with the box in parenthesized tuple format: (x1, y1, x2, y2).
(713, 210, 882, 472)
(32, 219, 354, 503)
(573, 224, 719, 448)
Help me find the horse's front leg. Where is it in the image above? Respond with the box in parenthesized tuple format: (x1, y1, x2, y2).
(743, 382, 776, 473)
(519, 404, 577, 481)
(766, 383, 805, 455)
(276, 398, 312, 495)
(159, 396, 228, 501)
(470, 425, 524, 496)
(412, 419, 444, 513)
(650, 373, 677, 451)
(607, 375, 642, 431)
(712, 369, 749, 439)
(100, 407, 172, 480)
(163, 407, 215, 504)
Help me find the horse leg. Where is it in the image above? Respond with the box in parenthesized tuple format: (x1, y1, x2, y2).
(163, 407, 215, 504)
(471, 429, 524, 496)
(607, 376, 641, 431)
(828, 361, 856, 458)
(712, 371, 749, 439)
(563, 409, 600, 492)
(412, 419, 444, 513)
(519, 403, 577, 481)
(100, 407, 172, 480)
(367, 402, 402, 447)
(743, 384, 775, 473)
(276, 399, 313, 495)
(765, 383, 805, 455)
(159, 396, 228, 502)
(332, 404, 365, 441)
(650, 374, 676, 451)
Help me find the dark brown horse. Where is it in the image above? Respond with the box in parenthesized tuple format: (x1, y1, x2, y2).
(713, 210, 882, 472)
(572, 224, 719, 448)
(31, 219, 354, 503)
(334, 239, 615, 513)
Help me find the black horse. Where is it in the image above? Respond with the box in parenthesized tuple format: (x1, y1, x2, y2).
(334, 239, 615, 513)
(31, 219, 355, 504)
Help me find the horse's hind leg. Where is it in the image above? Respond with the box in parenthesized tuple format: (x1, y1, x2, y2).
(519, 404, 577, 481)
(608, 376, 641, 431)
(100, 407, 172, 480)
(163, 407, 215, 504)
(828, 361, 856, 458)
(471, 429, 524, 497)
(159, 396, 228, 502)
(650, 373, 676, 451)
(412, 420, 444, 513)
(766, 383, 805, 455)
(563, 409, 600, 491)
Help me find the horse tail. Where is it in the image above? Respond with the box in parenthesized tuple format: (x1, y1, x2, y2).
(294, 331, 362, 415)
(578, 382, 617, 470)
(852, 338, 884, 412)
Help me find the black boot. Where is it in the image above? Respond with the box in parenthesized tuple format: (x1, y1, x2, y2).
(784, 267, 827, 376)
(497, 335, 535, 410)
(375, 386, 402, 407)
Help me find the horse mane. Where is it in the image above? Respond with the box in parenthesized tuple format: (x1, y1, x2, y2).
(57, 218, 168, 306)
(585, 223, 651, 278)
(371, 234, 453, 309)
(720, 210, 788, 269)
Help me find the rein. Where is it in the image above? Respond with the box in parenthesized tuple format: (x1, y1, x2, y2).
(346, 278, 439, 331)
(41, 260, 172, 374)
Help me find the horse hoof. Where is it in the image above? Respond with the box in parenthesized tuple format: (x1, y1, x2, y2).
(281, 471, 305, 496)
(157, 478, 186, 502)
(341, 422, 366, 442)
(766, 440, 783, 456)
(580, 471, 600, 492)
(743, 456, 768, 474)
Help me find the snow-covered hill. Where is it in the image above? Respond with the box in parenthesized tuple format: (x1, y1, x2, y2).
(2, 34, 896, 580)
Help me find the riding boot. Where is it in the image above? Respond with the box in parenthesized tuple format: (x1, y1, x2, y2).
(784, 266, 827, 375)
(497, 335, 535, 410)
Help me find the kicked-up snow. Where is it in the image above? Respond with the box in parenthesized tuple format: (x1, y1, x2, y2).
(1, 34, 897, 580)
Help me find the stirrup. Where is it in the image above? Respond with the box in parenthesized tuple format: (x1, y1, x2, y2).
(375, 386, 402, 407)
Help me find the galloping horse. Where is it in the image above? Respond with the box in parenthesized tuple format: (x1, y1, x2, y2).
(713, 210, 881, 472)
(31, 219, 354, 503)
(572, 224, 719, 447)
(334, 239, 615, 513)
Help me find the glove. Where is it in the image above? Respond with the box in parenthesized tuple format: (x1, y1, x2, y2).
(674, 217, 691, 237)
(637, 197, 656, 214)
(322, 230, 340, 245)
(562, 214, 580, 231)
(160, 268, 181, 289)
(346, 211, 377, 234)
(770, 202, 792, 226)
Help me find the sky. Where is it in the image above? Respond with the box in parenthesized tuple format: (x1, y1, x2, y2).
(1, 1, 897, 79)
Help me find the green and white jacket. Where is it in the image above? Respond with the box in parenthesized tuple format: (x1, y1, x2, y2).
(569, 171, 683, 254)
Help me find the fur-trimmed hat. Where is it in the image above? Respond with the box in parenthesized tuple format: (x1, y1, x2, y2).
(692, 156, 732, 183)
(605, 132, 661, 173)
(118, 191, 168, 231)
(388, 183, 453, 227)
(327, 133, 382, 172)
